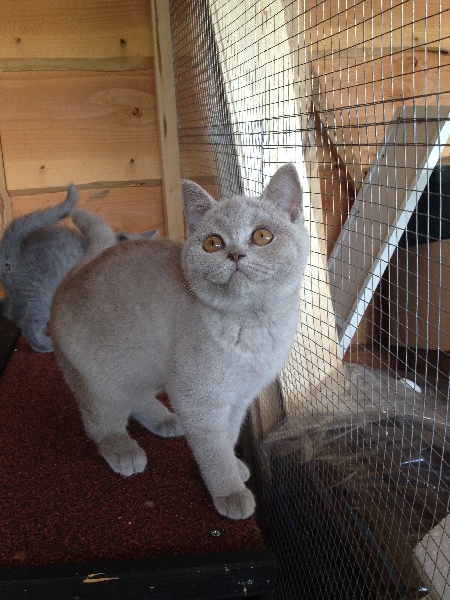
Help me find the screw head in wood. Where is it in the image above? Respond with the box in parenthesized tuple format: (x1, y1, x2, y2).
(210, 529, 222, 537)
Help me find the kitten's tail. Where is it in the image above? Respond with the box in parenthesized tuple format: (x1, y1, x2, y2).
(71, 209, 117, 267)
(1, 184, 78, 247)
(0, 184, 78, 278)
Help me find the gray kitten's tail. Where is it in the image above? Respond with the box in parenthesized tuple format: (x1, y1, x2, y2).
(2, 184, 78, 246)
(71, 209, 117, 267)
(0, 184, 78, 277)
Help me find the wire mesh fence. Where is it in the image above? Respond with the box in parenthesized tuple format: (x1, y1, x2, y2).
(170, 0, 450, 598)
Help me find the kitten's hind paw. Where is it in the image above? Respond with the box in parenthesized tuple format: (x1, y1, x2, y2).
(213, 487, 255, 520)
(97, 434, 147, 476)
(30, 340, 54, 353)
(237, 458, 251, 483)
(26, 334, 54, 353)
(153, 413, 184, 438)
(131, 407, 184, 438)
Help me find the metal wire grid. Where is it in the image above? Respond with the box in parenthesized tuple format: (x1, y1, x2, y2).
(170, 1, 450, 598)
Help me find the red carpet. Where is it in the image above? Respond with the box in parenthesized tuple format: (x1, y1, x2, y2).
(0, 338, 265, 569)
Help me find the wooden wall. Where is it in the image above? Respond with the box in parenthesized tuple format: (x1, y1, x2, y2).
(0, 0, 170, 238)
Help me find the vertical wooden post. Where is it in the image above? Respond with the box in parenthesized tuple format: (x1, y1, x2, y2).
(150, 0, 185, 240)
(0, 136, 12, 234)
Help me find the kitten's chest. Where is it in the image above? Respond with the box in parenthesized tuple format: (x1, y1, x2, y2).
(217, 319, 275, 354)
(199, 306, 295, 367)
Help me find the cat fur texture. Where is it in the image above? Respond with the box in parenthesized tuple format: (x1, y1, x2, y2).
(0, 187, 157, 353)
(50, 164, 310, 520)
(0, 185, 85, 352)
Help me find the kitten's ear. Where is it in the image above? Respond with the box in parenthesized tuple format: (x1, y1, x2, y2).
(262, 164, 303, 222)
(182, 180, 217, 234)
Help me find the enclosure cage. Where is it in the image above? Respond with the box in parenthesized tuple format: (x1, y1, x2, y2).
(170, 0, 450, 598)
(0, 0, 448, 598)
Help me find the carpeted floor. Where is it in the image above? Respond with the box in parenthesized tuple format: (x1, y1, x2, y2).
(0, 336, 265, 570)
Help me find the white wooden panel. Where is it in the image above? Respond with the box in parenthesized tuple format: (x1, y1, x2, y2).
(328, 106, 450, 354)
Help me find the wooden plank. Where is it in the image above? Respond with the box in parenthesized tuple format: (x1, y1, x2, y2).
(0, 58, 152, 73)
(0, 71, 157, 132)
(0, 137, 13, 232)
(150, 0, 184, 241)
(2, 129, 161, 193)
(210, 0, 343, 421)
(0, 70, 161, 194)
(314, 112, 355, 258)
(10, 186, 166, 237)
(0, 0, 152, 64)
(413, 515, 450, 600)
(328, 106, 450, 354)
(283, 2, 345, 411)
(249, 382, 284, 447)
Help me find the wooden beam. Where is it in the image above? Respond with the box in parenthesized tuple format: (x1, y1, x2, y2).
(0, 0, 153, 64)
(11, 186, 166, 237)
(150, 0, 185, 241)
(0, 136, 12, 234)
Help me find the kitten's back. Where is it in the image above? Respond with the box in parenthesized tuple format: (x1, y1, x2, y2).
(70, 209, 117, 267)
(0, 185, 78, 282)
(51, 237, 184, 366)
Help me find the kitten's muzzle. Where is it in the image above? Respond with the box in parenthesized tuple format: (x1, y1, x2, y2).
(227, 252, 246, 266)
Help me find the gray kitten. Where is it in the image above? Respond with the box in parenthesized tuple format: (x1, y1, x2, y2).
(0, 186, 85, 352)
(0, 187, 158, 353)
(50, 165, 310, 520)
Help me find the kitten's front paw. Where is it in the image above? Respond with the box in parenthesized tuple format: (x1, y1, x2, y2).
(213, 487, 255, 520)
(237, 458, 251, 483)
(97, 434, 147, 476)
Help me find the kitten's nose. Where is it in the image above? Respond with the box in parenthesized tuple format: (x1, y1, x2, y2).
(227, 252, 246, 264)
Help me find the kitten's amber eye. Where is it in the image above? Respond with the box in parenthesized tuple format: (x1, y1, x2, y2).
(203, 235, 224, 252)
(252, 228, 273, 246)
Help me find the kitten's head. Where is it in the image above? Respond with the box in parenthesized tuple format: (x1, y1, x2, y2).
(182, 164, 310, 311)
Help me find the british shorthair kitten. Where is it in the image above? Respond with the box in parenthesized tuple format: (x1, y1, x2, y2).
(0, 186, 85, 352)
(0, 186, 158, 353)
(50, 164, 310, 519)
